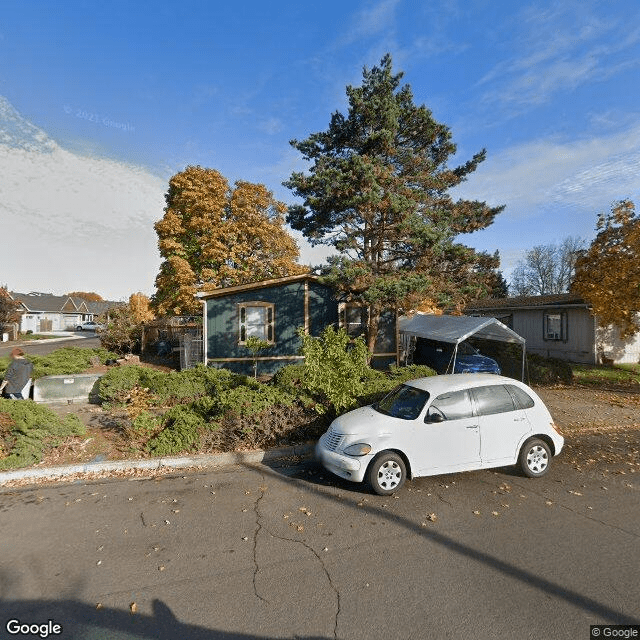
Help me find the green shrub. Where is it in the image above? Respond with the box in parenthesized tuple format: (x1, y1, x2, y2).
(525, 353, 573, 385)
(353, 364, 437, 406)
(97, 366, 145, 406)
(217, 384, 295, 417)
(298, 326, 371, 413)
(387, 364, 437, 382)
(146, 404, 207, 457)
(129, 411, 162, 439)
(98, 364, 247, 408)
(0, 399, 85, 470)
(272, 364, 315, 404)
(467, 339, 572, 385)
(203, 403, 329, 452)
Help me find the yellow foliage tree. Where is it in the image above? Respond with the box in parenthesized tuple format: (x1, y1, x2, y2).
(129, 292, 155, 323)
(573, 200, 640, 337)
(152, 166, 306, 316)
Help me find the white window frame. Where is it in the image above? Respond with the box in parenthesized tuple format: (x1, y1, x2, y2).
(543, 311, 567, 341)
(238, 302, 275, 344)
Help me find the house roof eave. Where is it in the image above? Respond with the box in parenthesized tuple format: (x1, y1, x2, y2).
(197, 273, 317, 299)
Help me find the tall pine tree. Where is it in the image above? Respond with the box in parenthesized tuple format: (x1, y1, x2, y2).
(284, 54, 503, 353)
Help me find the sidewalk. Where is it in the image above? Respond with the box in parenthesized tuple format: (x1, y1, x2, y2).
(0, 444, 315, 486)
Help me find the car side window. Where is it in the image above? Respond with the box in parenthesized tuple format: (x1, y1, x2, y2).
(505, 385, 535, 409)
(426, 390, 473, 422)
(472, 385, 516, 416)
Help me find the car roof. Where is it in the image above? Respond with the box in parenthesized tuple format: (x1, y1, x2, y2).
(404, 373, 528, 394)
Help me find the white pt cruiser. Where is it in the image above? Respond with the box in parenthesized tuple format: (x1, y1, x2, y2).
(316, 373, 564, 495)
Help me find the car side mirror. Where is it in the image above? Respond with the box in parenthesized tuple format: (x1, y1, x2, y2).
(426, 412, 444, 423)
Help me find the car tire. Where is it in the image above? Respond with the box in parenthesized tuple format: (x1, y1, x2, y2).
(367, 451, 406, 495)
(76, 326, 83, 331)
(519, 438, 552, 478)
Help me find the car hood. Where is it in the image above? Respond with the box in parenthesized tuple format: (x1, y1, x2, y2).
(329, 405, 402, 435)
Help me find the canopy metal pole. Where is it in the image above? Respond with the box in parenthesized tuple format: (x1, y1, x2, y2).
(521, 343, 526, 382)
(451, 343, 459, 374)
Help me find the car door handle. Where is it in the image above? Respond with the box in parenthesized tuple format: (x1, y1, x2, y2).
(466, 425, 478, 429)
(513, 417, 527, 422)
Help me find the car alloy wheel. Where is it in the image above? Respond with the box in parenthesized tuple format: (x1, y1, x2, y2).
(368, 452, 406, 495)
(519, 438, 551, 478)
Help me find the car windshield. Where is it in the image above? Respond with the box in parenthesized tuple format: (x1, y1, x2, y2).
(374, 385, 430, 420)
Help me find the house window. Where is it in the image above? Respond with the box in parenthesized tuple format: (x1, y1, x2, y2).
(340, 303, 366, 337)
(544, 312, 567, 341)
(238, 303, 274, 344)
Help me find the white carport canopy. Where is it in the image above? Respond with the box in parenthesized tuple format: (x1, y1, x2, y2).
(398, 314, 526, 379)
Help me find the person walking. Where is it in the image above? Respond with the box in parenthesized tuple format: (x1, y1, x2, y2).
(0, 347, 33, 399)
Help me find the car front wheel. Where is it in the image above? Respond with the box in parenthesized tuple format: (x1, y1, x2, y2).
(367, 452, 406, 495)
(519, 438, 551, 477)
(76, 326, 83, 331)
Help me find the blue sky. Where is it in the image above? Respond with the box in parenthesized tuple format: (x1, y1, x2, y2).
(1, 0, 639, 300)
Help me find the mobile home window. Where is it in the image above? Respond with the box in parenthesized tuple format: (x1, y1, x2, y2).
(543, 312, 567, 341)
(340, 304, 366, 337)
(238, 303, 274, 344)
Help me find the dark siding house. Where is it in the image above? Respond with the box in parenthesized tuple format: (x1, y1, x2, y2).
(198, 274, 398, 375)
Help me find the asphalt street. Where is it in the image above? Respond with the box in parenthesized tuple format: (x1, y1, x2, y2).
(1, 453, 638, 640)
(0, 335, 101, 358)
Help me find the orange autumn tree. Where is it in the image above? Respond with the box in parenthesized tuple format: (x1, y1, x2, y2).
(573, 199, 640, 338)
(152, 166, 306, 316)
(129, 292, 155, 323)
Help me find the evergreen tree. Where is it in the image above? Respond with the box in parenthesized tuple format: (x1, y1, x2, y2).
(284, 54, 503, 352)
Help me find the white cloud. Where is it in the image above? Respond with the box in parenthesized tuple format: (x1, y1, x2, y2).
(456, 120, 640, 218)
(338, 0, 401, 47)
(479, 5, 640, 108)
(0, 142, 166, 299)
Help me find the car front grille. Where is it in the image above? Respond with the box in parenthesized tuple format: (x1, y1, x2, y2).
(324, 429, 344, 452)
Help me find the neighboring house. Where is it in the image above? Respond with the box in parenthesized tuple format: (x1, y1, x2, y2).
(197, 274, 398, 375)
(9, 292, 124, 333)
(10, 292, 93, 332)
(465, 294, 640, 365)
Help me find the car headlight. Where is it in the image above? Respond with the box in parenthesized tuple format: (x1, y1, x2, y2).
(343, 443, 372, 456)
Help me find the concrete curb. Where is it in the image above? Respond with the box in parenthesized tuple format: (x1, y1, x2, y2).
(0, 444, 315, 485)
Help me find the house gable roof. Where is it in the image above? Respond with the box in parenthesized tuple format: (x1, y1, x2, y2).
(197, 273, 317, 300)
(465, 293, 589, 312)
(10, 292, 123, 315)
(10, 292, 79, 313)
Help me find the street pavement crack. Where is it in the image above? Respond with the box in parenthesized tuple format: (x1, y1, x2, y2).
(140, 511, 147, 527)
(261, 526, 341, 639)
(252, 485, 268, 604)
(436, 493, 453, 507)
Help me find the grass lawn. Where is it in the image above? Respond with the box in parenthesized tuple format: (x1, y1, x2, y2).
(19, 334, 60, 341)
(571, 363, 640, 387)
